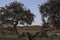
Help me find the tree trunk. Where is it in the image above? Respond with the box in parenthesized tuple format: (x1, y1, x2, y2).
(26, 32, 33, 40)
(13, 21, 20, 38)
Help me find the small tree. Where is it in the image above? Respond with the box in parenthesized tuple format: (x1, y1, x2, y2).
(0, 1, 35, 37)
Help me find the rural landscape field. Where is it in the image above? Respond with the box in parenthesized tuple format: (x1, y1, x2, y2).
(0, 0, 60, 40)
(0, 26, 60, 40)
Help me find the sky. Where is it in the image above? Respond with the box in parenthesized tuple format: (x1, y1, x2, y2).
(0, 0, 47, 25)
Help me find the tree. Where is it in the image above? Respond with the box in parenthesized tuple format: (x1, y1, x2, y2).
(39, 0, 60, 29)
(0, 1, 35, 37)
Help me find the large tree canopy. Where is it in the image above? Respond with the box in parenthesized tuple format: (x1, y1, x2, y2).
(0, 1, 35, 27)
(39, 0, 60, 29)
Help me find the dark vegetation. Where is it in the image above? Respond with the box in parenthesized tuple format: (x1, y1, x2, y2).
(39, 0, 60, 29)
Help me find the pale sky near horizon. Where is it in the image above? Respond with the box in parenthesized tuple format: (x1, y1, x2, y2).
(0, 0, 47, 25)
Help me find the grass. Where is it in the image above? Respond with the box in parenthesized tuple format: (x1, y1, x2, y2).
(0, 37, 17, 40)
(0, 37, 26, 40)
(35, 36, 60, 40)
(0, 26, 60, 40)
(0, 35, 60, 40)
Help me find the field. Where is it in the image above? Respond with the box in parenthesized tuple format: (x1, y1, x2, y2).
(0, 35, 60, 40)
(0, 26, 60, 40)
(0, 26, 42, 35)
(17, 26, 42, 35)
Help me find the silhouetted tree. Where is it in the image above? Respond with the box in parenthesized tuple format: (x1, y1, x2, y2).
(0, 1, 35, 37)
(39, 0, 60, 29)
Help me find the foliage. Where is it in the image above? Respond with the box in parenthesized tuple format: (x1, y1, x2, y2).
(39, 0, 60, 29)
(0, 1, 35, 27)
